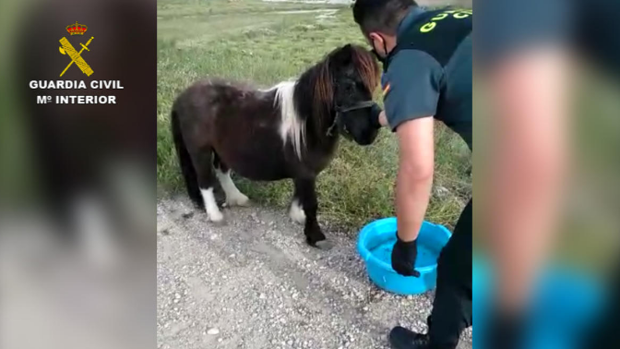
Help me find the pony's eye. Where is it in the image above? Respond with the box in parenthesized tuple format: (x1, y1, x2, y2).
(340, 82, 353, 93)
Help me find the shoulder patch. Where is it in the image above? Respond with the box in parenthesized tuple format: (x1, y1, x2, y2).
(382, 82, 391, 96)
(388, 7, 472, 67)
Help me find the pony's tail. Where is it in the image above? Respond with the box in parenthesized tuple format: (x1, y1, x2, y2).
(171, 109, 204, 209)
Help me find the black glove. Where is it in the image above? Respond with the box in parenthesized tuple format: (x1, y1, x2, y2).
(391, 231, 420, 277)
(369, 104, 383, 129)
(485, 309, 525, 349)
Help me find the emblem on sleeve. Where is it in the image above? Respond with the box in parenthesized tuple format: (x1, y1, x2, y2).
(382, 82, 391, 96)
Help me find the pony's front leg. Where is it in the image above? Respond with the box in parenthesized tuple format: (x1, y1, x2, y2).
(293, 178, 333, 250)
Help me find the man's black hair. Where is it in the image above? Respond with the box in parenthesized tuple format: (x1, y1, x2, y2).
(353, 0, 418, 36)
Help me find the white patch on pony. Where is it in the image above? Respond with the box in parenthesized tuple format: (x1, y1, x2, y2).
(289, 199, 306, 224)
(273, 80, 305, 159)
(200, 187, 223, 222)
(215, 169, 250, 206)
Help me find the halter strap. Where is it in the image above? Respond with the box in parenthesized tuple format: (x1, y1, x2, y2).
(326, 100, 376, 137)
(335, 100, 376, 113)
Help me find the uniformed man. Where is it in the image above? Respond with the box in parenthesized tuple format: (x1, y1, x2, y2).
(352, 1, 472, 348)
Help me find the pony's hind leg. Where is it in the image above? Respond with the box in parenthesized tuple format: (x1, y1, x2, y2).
(190, 147, 224, 222)
(213, 153, 250, 207)
(171, 110, 203, 209)
(293, 177, 333, 250)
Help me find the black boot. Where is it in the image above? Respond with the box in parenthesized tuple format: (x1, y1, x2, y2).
(389, 326, 431, 349)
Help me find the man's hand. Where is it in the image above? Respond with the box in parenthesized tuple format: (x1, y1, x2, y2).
(369, 104, 384, 128)
(379, 110, 388, 127)
(391, 231, 421, 277)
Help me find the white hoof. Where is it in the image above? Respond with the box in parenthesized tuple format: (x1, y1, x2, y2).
(201, 187, 224, 223)
(227, 193, 250, 207)
(216, 169, 250, 207)
(289, 200, 306, 224)
(208, 210, 224, 223)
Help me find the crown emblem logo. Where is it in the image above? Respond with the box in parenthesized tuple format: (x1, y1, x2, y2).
(59, 21, 94, 77)
(66, 21, 88, 35)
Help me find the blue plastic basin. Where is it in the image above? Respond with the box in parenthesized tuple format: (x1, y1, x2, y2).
(357, 217, 452, 295)
(473, 257, 606, 349)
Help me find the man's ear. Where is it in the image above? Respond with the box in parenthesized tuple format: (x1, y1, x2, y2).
(368, 32, 383, 46)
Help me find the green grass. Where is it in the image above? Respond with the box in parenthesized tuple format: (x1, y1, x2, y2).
(157, 0, 472, 229)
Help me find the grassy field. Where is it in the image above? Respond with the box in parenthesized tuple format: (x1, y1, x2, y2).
(157, 0, 472, 229)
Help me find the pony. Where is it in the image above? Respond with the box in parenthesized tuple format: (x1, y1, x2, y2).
(171, 44, 381, 249)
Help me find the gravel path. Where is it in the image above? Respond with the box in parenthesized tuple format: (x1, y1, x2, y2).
(157, 197, 472, 349)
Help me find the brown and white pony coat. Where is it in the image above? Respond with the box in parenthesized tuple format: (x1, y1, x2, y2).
(171, 44, 380, 248)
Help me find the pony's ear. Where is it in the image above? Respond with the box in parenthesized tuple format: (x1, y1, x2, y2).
(330, 44, 354, 66)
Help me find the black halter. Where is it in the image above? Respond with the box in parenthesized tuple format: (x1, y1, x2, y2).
(326, 100, 376, 138)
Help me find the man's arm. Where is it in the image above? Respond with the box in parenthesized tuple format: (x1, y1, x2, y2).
(395, 116, 435, 242)
(487, 47, 569, 312)
(380, 49, 441, 246)
(379, 110, 388, 127)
